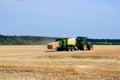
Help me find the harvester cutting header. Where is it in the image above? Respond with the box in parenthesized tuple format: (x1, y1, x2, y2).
(47, 36, 93, 51)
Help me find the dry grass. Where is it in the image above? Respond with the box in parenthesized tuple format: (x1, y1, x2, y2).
(0, 45, 120, 80)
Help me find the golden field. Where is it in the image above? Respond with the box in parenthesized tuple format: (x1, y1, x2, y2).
(0, 45, 120, 80)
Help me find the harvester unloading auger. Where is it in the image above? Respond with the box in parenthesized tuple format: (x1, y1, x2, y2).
(47, 36, 93, 51)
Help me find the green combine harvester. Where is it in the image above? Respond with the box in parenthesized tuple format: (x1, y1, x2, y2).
(47, 36, 93, 51)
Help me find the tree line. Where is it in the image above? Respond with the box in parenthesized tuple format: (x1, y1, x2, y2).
(0, 34, 120, 45)
(0, 35, 56, 45)
(89, 39, 120, 45)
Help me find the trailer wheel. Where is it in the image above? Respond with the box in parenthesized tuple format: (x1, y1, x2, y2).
(68, 48, 71, 51)
(70, 47, 74, 51)
(67, 47, 74, 51)
(57, 48, 62, 51)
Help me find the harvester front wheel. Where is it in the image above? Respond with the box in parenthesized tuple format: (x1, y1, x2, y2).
(88, 45, 93, 50)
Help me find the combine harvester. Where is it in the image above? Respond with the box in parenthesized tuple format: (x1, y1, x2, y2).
(47, 36, 93, 51)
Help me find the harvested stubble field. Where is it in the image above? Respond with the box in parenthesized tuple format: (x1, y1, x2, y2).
(0, 45, 120, 80)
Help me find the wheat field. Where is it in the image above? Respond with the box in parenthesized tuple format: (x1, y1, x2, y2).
(0, 45, 120, 80)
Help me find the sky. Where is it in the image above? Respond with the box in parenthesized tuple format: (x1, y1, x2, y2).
(0, 0, 120, 39)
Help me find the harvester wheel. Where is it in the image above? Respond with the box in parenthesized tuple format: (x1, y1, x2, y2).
(90, 46, 93, 50)
(83, 44, 87, 50)
(88, 45, 93, 50)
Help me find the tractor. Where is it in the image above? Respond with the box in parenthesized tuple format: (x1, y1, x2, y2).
(76, 36, 93, 50)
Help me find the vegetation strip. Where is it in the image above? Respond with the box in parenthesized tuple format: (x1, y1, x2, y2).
(0, 34, 120, 45)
